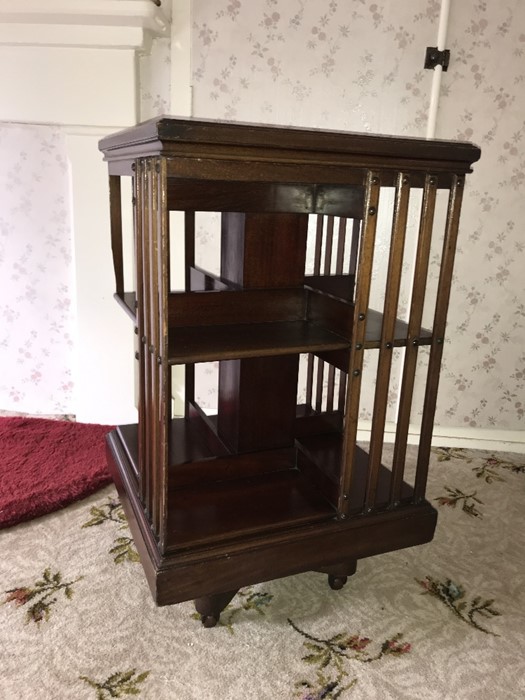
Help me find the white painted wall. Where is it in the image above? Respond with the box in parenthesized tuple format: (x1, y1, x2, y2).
(0, 1, 168, 423)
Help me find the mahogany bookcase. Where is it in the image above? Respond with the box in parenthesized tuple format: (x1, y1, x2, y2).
(99, 118, 480, 627)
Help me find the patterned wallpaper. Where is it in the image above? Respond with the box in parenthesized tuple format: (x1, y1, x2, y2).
(6, 2, 519, 432)
(191, 0, 436, 134)
(433, 0, 525, 431)
(183, 0, 525, 433)
(0, 124, 75, 414)
(140, 37, 171, 120)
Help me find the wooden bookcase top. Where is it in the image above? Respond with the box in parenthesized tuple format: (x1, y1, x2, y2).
(99, 116, 481, 180)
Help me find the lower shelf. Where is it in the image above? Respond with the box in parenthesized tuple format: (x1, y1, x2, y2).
(107, 426, 438, 606)
(115, 418, 416, 552)
(167, 467, 335, 550)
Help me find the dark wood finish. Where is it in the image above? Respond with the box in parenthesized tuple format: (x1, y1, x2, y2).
(366, 172, 411, 510)
(221, 212, 308, 288)
(167, 179, 365, 217)
(107, 428, 437, 606)
(156, 158, 171, 553)
(184, 211, 195, 291)
(109, 175, 124, 295)
(307, 288, 353, 339)
(134, 160, 147, 506)
(189, 265, 235, 291)
(100, 116, 481, 180)
(100, 117, 479, 620)
(414, 176, 465, 501)
(194, 590, 238, 628)
(390, 174, 438, 505)
(317, 561, 357, 590)
(339, 171, 381, 515)
(305, 274, 355, 301)
(218, 355, 299, 452)
(167, 321, 349, 365)
(114, 291, 136, 321)
(217, 211, 308, 454)
(168, 288, 306, 327)
(166, 467, 335, 551)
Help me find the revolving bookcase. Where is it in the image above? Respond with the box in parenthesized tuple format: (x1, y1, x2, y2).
(99, 118, 480, 626)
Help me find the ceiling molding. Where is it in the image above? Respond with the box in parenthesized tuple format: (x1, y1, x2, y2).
(0, 0, 169, 48)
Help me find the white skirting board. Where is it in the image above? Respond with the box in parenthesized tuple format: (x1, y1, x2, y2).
(172, 396, 525, 455)
(356, 421, 525, 455)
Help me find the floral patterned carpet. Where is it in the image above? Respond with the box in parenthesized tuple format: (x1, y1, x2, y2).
(1, 446, 524, 699)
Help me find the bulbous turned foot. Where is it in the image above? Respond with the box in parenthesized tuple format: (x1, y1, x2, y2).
(328, 574, 348, 591)
(200, 614, 219, 628)
(194, 589, 238, 629)
(318, 560, 356, 590)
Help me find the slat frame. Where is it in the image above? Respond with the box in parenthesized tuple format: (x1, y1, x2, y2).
(134, 162, 146, 503)
(390, 174, 438, 505)
(148, 161, 161, 535)
(414, 175, 465, 501)
(109, 175, 124, 295)
(338, 171, 381, 516)
(156, 157, 170, 550)
(365, 173, 411, 510)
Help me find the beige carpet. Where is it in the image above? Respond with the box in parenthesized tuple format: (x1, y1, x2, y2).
(1, 445, 524, 700)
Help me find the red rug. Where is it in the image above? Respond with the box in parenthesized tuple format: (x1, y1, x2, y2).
(0, 417, 113, 529)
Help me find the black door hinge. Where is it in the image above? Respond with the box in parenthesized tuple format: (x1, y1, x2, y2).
(424, 47, 450, 72)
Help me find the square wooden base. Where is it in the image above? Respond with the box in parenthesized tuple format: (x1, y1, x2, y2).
(107, 428, 437, 608)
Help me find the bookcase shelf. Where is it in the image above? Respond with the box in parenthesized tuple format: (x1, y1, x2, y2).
(167, 321, 349, 364)
(100, 117, 480, 624)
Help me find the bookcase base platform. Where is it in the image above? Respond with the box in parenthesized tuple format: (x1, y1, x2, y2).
(107, 428, 437, 624)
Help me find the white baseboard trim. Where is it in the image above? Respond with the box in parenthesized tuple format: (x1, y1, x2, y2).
(169, 398, 525, 454)
(356, 421, 525, 454)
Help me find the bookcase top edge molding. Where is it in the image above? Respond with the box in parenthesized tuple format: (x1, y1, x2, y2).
(99, 115, 481, 181)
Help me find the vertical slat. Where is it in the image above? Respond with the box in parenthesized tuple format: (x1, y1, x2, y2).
(349, 218, 361, 278)
(307, 214, 325, 409)
(390, 175, 438, 505)
(326, 216, 345, 412)
(323, 216, 334, 275)
(414, 175, 465, 501)
(141, 160, 153, 518)
(305, 353, 314, 408)
(149, 161, 160, 535)
(339, 171, 381, 516)
(109, 175, 124, 295)
(134, 162, 146, 503)
(338, 370, 347, 413)
(156, 157, 170, 550)
(185, 211, 195, 291)
(365, 173, 411, 510)
(184, 212, 195, 417)
(326, 364, 335, 412)
(315, 357, 324, 413)
(306, 214, 324, 410)
(313, 214, 323, 274)
(335, 217, 347, 274)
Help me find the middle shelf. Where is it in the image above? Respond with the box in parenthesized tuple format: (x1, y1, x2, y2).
(160, 286, 431, 365)
(116, 413, 416, 552)
(167, 320, 349, 364)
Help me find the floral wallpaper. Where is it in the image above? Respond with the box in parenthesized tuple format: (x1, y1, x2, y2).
(432, 0, 525, 430)
(191, 0, 437, 133)
(140, 37, 171, 121)
(0, 124, 75, 415)
(185, 0, 525, 434)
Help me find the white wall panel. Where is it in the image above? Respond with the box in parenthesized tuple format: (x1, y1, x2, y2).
(0, 46, 137, 127)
